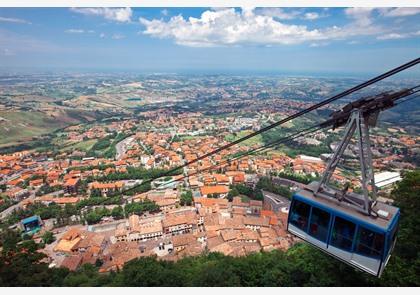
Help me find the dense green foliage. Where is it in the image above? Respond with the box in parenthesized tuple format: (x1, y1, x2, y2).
(228, 178, 292, 201)
(274, 171, 316, 185)
(227, 183, 260, 201)
(111, 206, 125, 220)
(84, 207, 112, 225)
(41, 231, 55, 244)
(97, 167, 182, 182)
(76, 196, 123, 210)
(5, 202, 74, 226)
(0, 170, 419, 286)
(125, 200, 159, 215)
(256, 176, 293, 199)
(180, 191, 193, 206)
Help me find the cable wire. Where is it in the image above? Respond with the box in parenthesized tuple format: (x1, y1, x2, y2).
(119, 58, 420, 195)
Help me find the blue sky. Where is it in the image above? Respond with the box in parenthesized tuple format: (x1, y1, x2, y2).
(0, 7, 419, 75)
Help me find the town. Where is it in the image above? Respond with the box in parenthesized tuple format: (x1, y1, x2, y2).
(1, 101, 417, 273)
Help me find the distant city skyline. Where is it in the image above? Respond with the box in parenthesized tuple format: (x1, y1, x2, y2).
(0, 7, 419, 75)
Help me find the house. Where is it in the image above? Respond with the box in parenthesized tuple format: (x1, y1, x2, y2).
(60, 255, 82, 271)
(126, 215, 163, 242)
(154, 198, 178, 212)
(35, 195, 81, 206)
(163, 211, 197, 235)
(6, 187, 30, 201)
(54, 228, 82, 253)
(88, 181, 124, 197)
(249, 200, 263, 216)
(99, 241, 146, 273)
(193, 197, 229, 213)
(172, 233, 196, 252)
(73, 232, 106, 254)
(237, 229, 259, 243)
(199, 185, 229, 198)
(64, 177, 80, 195)
(29, 178, 44, 188)
(243, 216, 270, 231)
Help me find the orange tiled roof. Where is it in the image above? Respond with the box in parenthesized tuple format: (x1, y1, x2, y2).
(200, 185, 229, 195)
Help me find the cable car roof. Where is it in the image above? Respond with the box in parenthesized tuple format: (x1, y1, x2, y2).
(294, 187, 399, 232)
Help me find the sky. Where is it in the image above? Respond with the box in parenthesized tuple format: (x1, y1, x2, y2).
(0, 7, 419, 75)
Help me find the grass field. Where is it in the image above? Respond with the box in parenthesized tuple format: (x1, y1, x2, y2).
(225, 130, 263, 146)
(0, 111, 65, 147)
(60, 139, 98, 152)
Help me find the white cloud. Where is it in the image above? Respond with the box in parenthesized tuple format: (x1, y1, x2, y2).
(70, 7, 132, 23)
(257, 8, 301, 20)
(377, 31, 420, 40)
(303, 12, 320, 20)
(344, 7, 376, 26)
(381, 8, 420, 17)
(112, 33, 125, 40)
(65, 29, 85, 34)
(161, 9, 169, 16)
(377, 33, 406, 40)
(309, 42, 329, 47)
(99, 33, 106, 38)
(139, 8, 384, 47)
(0, 16, 31, 24)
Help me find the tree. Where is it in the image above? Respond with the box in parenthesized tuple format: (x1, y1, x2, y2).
(111, 206, 124, 220)
(180, 191, 193, 206)
(41, 231, 55, 244)
(90, 189, 102, 198)
(125, 200, 159, 215)
(227, 187, 239, 201)
(85, 211, 102, 225)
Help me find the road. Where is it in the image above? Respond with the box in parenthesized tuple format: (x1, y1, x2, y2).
(115, 136, 135, 160)
(0, 191, 36, 220)
(271, 176, 307, 189)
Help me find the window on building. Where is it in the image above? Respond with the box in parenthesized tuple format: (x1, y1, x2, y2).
(330, 216, 356, 251)
(309, 207, 331, 242)
(355, 227, 384, 259)
(290, 200, 310, 232)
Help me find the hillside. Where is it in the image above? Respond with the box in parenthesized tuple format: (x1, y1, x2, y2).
(0, 108, 115, 148)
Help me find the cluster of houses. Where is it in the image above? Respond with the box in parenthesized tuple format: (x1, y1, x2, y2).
(50, 194, 294, 273)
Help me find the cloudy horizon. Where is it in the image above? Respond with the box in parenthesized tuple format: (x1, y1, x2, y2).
(0, 7, 419, 75)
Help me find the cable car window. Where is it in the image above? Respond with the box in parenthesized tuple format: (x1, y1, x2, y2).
(290, 200, 310, 232)
(355, 227, 384, 258)
(387, 221, 399, 256)
(309, 207, 330, 242)
(331, 216, 356, 251)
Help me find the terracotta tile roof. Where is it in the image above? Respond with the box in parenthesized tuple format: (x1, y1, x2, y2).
(194, 197, 228, 208)
(199, 185, 229, 196)
(243, 216, 270, 227)
(249, 200, 263, 207)
(220, 229, 239, 242)
(172, 233, 196, 247)
(64, 177, 80, 186)
(207, 235, 224, 250)
(89, 181, 124, 190)
(163, 211, 197, 228)
(61, 255, 82, 271)
(209, 242, 234, 255)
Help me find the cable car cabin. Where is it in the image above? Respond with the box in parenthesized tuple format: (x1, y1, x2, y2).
(287, 187, 399, 277)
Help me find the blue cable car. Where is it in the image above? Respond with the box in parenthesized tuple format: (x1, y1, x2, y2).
(287, 108, 402, 277)
(287, 185, 399, 277)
